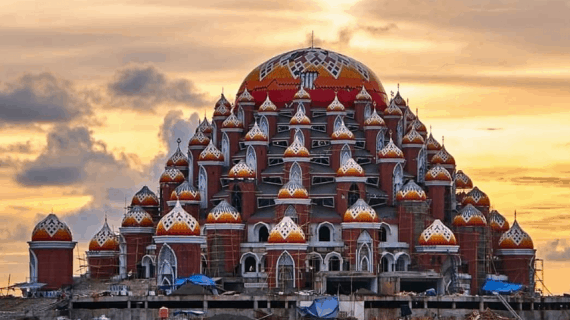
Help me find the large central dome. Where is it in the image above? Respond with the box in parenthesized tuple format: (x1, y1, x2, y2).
(238, 47, 388, 109)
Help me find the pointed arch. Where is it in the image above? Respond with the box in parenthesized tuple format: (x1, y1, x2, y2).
(237, 106, 245, 124)
(141, 255, 155, 278)
(198, 165, 208, 208)
(158, 244, 177, 286)
(232, 184, 242, 213)
(212, 121, 218, 146)
(324, 252, 343, 271)
(246, 146, 257, 174)
(284, 205, 298, 223)
(290, 162, 302, 184)
(396, 119, 403, 146)
(358, 243, 372, 272)
(392, 163, 403, 205)
(297, 103, 306, 114)
(29, 249, 38, 283)
(380, 252, 395, 273)
(221, 132, 230, 167)
(294, 129, 305, 145)
(364, 103, 372, 119)
(276, 251, 295, 289)
(334, 115, 343, 131)
(395, 252, 411, 272)
(417, 146, 427, 183)
(340, 144, 351, 166)
(260, 115, 269, 137)
(376, 130, 385, 154)
(188, 151, 194, 183)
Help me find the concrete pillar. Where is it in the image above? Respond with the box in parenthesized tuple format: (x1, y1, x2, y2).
(479, 299, 484, 311)
(127, 300, 131, 309)
(268, 301, 271, 311)
(204, 300, 208, 313)
(254, 300, 258, 309)
(531, 302, 534, 310)
(423, 299, 427, 309)
(452, 301, 456, 309)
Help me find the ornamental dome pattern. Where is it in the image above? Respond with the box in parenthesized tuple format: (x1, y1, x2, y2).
(160, 168, 185, 183)
(244, 122, 268, 141)
(396, 180, 427, 201)
(364, 109, 385, 127)
(327, 93, 345, 112)
(337, 158, 365, 177)
(453, 204, 487, 227)
(289, 107, 311, 125)
(284, 137, 310, 158)
(89, 220, 119, 251)
(197, 118, 213, 134)
(228, 160, 255, 179)
(206, 200, 242, 223)
(277, 181, 309, 199)
(393, 91, 406, 107)
(407, 118, 427, 134)
(425, 165, 452, 182)
(166, 146, 189, 167)
(402, 126, 425, 144)
(268, 216, 306, 243)
(355, 85, 372, 101)
(170, 180, 201, 201)
(131, 186, 159, 206)
(121, 206, 154, 228)
(461, 187, 490, 206)
(490, 210, 510, 232)
(405, 108, 416, 122)
(378, 137, 404, 159)
(222, 113, 243, 129)
(384, 100, 403, 116)
(213, 94, 231, 117)
(156, 201, 200, 236)
(31, 214, 73, 241)
(343, 199, 379, 223)
(188, 130, 210, 147)
(293, 86, 311, 100)
(198, 141, 224, 162)
(331, 121, 355, 140)
(425, 133, 442, 151)
(237, 87, 254, 102)
(498, 220, 534, 249)
(431, 146, 455, 165)
(455, 170, 473, 189)
(419, 219, 457, 246)
(258, 95, 277, 112)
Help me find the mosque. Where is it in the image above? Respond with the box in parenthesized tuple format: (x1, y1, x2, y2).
(28, 47, 536, 296)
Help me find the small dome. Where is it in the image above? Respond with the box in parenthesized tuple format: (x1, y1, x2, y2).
(166, 145, 189, 167)
(425, 165, 452, 182)
(327, 93, 345, 112)
(278, 181, 309, 199)
(222, 113, 243, 129)
(453, 204, 487, 227)
(170, 180, 201, 201)
(198, 140, 224, 162)
(405, 108, 416, 122)
(396, 180, 427, 201)
(228, 160, 255, 179)
(258, 94, 277, 112)
(237, 87, 254, 102)
(284, 136, 310, 158)
(407, 118, 427, 135)
(402, 126, 425, 145)
(393, 91, 406, 107)
(244, 121, 268, 141)
(89, 219, 119, 251)
(206, 200, 242, 224)
(131, 186, 159, 206)
(337, 158, 365, 177)
(455, 170, 473, 189)
(355, 85, 372, 101)
(343, 198, 379, 223)
(364, 108, 386, 127)
(31, 214, 73, 241)
(156, 201, 200, 236)
(419, 219, 457, 246)
(188, 130, 210, 147)
(121, 206, 154, 228)
(289, 107, 311, 125)
(160, 167, 185, 183)
(197, 118, 213, 134)
(431, 145, 455, 165)
(384, 100, 403, 117)
(490, 210, 510, 232)
(331, 121, 355, 140)
(461, 186, 490, 206)
(293, 86, 311, 100)
(425, 133, 442, 151)
(213, 93, 231, 117)
(268, 216, 306, 243)
(378, 137, 404, 159)
(498, 220, 534, 249)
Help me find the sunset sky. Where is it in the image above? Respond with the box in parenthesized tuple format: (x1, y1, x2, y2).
(1, 0, 570, 294)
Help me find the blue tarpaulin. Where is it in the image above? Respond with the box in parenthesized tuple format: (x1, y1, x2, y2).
(297, 296, 339, 319)
(482, 280, 523, 294)
(174, 274, 216, 287)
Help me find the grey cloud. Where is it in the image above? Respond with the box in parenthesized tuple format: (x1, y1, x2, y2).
(480, 128, 503, 131)
(307, 23, 398, 48)
(510, 176, 570, 187)
(16, 166, 84, 186)
(63, 203, 123, 241)
(0, 73, 92, 124)
(541, 239, 570, 261)
(0, 141, 35, 154)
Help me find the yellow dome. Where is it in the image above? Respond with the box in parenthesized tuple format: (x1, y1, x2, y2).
(343, 199, 379, 223)
(268, 217, 306, 243)
(418, 219, 457, 246)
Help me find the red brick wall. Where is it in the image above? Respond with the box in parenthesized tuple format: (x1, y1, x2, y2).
(427, 185, 446, 220)
(123, 233, 153, 275)
(88, 255, 119, 279)
(34, 248, 74, 290)
(500, 254, 534, 285)
(365, 129, 380, 157)
(379, 162, 396, 204)
(156, 243, 202, 278)
(403, 146, 421, 178)
(207, 229, 244, 275)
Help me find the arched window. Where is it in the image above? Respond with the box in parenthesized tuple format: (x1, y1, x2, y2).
(277, 252, 295, 289)
(392, 164, 403, 205)
(318, 225, 331, 242)
(364, 103, 371, 119)
(201, 255, 208, 274)
(359, 246, 370, 272)
(357, 231, 372, 272)
(308, 254, 321, 272)
(29, 250, 38, 283)
(198, 166, 208, 208)
(260, 116, 269, 137)
(258, 226, 269, 242)
(376, 130, 385, 154)
(284, 205, 298, 223)
(334, 115, 343, 131)
(244, 256, 257, 273)
(232, 184, 242, 213)
(188, 151, 194, 183)
(379, 227, 387, 242)
(297, 103, 306, 114)
(212, 121, 217, 146)
(395, 253, 410, 272)
(381, 256, 390, 272)
(329, 256, 341, 271)
(340, 144, 351, 166)
(290, 162, 302, 184)
(396, 119, 403, 146)
(158, 244, 177, 286)
(221, 133, 230, 167)
(417, 146, 427, 184)
(294, 129, 305, 145)
(348, 183, 360, 207)
(246, 146, 257, 174)
(237, 106, 245, 124)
